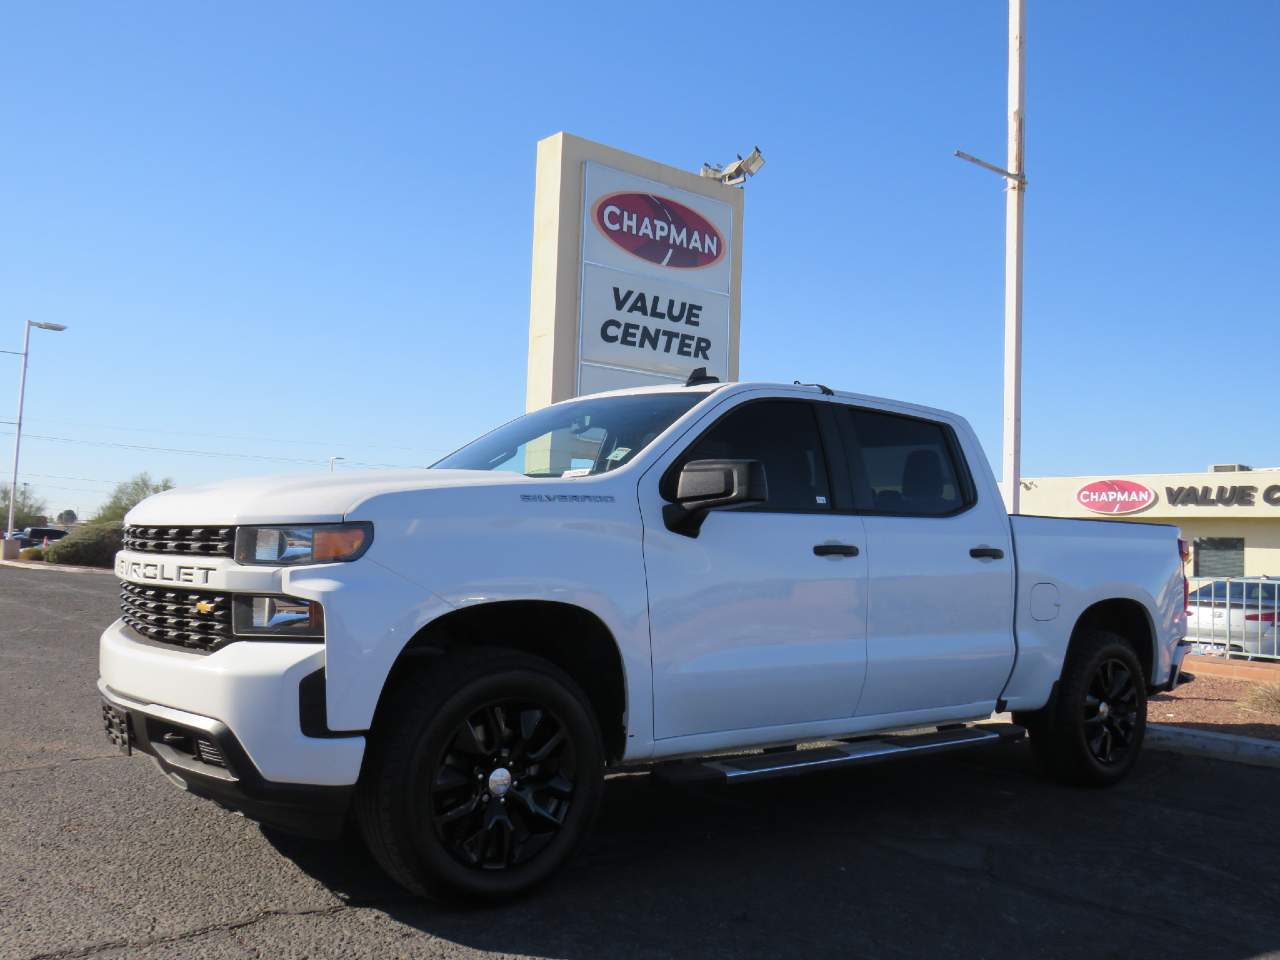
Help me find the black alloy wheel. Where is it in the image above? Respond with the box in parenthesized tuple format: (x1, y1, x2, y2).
(1017, 628, 1148, 786)
(431, 699, 576, 870)
(1082, 658, 1140, 765)
(356, 649, 604, 900)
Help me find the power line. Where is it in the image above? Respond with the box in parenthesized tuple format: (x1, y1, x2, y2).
(0, 431, 421, 470)
(18, 416, 424, 454)
(20, 472, 121, 485)
(16, 481, 105, 495)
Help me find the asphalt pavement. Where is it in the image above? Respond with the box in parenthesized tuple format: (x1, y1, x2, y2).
(3, 564, 1279, 960)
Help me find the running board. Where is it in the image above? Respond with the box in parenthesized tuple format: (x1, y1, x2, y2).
(655, 723, 1024, 786)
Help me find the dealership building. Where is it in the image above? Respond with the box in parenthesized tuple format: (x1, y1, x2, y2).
(1020, 465, 1280, 578)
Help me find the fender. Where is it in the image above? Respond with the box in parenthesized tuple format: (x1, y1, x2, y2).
(340, 479, 655, 756)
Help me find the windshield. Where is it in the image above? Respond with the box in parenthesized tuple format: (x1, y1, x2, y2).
(433, 392, 705, 478)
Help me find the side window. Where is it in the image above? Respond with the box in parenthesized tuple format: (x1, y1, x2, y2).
(680, 400, 831, 512)
(839, 407, 972, 516)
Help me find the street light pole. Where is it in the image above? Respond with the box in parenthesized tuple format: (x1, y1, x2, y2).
(4, 320, 68, 545)
(328, 456, 345, 473)
(1003, 0, 1026, 515)
(955, 0, 1026, 514)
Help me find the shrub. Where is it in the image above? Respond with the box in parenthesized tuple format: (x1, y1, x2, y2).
(44, 523, 123, 568)
(18, 546, 45, 561)
(1243, 682, 1280, 719)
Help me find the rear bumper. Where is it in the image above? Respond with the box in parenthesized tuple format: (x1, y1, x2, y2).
(100, 682, 354, 837)
(1151, 638, 1194, 694)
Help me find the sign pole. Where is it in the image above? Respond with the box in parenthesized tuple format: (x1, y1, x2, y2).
(1004, 0, 1026, 514)
(955, 0, 1026, 514)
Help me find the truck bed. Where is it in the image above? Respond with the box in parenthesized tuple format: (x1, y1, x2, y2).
(1001, 514, 1185, 711)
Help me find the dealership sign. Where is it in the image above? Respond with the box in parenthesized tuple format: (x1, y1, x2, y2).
(592, 193, 724, 269)
(1076, 479, 1157, 515)
(1166, 484, 1280, 507)
(577, 162, 734, 395)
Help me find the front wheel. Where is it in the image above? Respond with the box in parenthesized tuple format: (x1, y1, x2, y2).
(1020, 629, 1147, 786)
(356, 650, 605, 900)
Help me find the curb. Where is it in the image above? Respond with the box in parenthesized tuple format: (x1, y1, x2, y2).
(985, 713, 1280, 771)
(0, 559, 113, 576)
(1146, 723, 1280, 770)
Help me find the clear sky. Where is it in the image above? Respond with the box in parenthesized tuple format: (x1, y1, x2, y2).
(2, 1, 1277, 518)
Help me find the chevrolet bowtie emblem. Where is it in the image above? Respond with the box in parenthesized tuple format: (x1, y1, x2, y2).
(194, 600, 215, 615)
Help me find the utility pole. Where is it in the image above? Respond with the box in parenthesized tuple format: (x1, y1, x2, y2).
(3, 320, 68, 552)
(956, 0, 1026, 514)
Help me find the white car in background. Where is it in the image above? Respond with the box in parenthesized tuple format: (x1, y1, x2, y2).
(1186, 578, 1279, 659)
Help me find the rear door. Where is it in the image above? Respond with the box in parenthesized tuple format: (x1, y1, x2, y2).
(830, 405, 1016, 718)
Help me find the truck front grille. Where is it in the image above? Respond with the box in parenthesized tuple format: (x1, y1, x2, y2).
(122, 525, 235, 558)
(119, 581, 233, 652)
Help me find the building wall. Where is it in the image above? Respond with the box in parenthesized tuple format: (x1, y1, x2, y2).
(1159, 517, 1280, 577)
(1015, 514, 1280, 577)
(1021, 468, 1280, 578)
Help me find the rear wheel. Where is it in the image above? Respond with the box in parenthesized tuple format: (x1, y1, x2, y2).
(356, 650, 604, 900)
(1021, 630, 1147, 786)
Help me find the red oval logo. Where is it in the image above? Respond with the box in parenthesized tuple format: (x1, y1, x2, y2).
(1076, 479, 1157, 515)
(593, 192, 724, 269)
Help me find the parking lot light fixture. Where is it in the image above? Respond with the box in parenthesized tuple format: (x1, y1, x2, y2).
(5, 320, 68, 550)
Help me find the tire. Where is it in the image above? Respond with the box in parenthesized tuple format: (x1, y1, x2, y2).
(356, 649, 605, 901)
(1022, 629, 1147, 786)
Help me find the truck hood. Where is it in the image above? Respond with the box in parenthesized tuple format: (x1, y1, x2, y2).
(124, 469, 522, 526)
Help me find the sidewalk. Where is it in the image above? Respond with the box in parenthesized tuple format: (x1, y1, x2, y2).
(0, 558, 113, 575)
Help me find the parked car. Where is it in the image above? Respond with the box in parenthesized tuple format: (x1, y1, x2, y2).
(1186, 578, 1279, 659)
(99, 379, 1190, 900)
(17, 527, 69, 549)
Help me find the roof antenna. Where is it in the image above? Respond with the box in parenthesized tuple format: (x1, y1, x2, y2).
(685, 367, 720, 387)
(794, 380, 834, 396)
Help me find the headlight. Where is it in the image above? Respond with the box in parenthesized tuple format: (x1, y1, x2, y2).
(234, 522, 373, 566)
(232, 595, 324, 639)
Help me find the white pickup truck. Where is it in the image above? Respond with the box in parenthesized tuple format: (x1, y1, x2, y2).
(99, 378, 1191, 900)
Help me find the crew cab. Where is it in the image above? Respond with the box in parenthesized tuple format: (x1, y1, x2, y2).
(98, 379, 1190, 900)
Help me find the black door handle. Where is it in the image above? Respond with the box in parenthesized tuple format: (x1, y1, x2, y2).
(970, 546, 1004, 560)
(814, 543, 859, 557)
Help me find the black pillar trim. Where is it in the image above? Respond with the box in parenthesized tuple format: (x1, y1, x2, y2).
(298, 667, 367, 739)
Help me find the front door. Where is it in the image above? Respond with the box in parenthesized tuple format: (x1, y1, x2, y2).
(640, 397, 869, 740)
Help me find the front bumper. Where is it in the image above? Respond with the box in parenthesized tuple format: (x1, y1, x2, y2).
(100, 681, 354, 837)
(98, 619, 366, 836)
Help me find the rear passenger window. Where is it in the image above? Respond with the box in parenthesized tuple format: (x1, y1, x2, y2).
(680, 400, 831, 513)
(839, 408, 972, 516)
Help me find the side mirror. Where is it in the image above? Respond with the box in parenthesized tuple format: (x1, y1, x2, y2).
(662, 459, 768, 537)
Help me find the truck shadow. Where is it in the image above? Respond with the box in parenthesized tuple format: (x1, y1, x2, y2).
(264, 745, 1280, 959)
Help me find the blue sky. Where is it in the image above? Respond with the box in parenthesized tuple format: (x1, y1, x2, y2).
(2, 1, 1277, 518)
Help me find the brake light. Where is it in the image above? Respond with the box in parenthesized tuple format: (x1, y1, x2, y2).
(1245, 612, 1277, 622)
(1178, 538, 1190, 614)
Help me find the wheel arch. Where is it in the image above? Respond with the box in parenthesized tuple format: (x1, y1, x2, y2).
(375, 600, 629, 763)
(1068, 597, 1156, 685)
